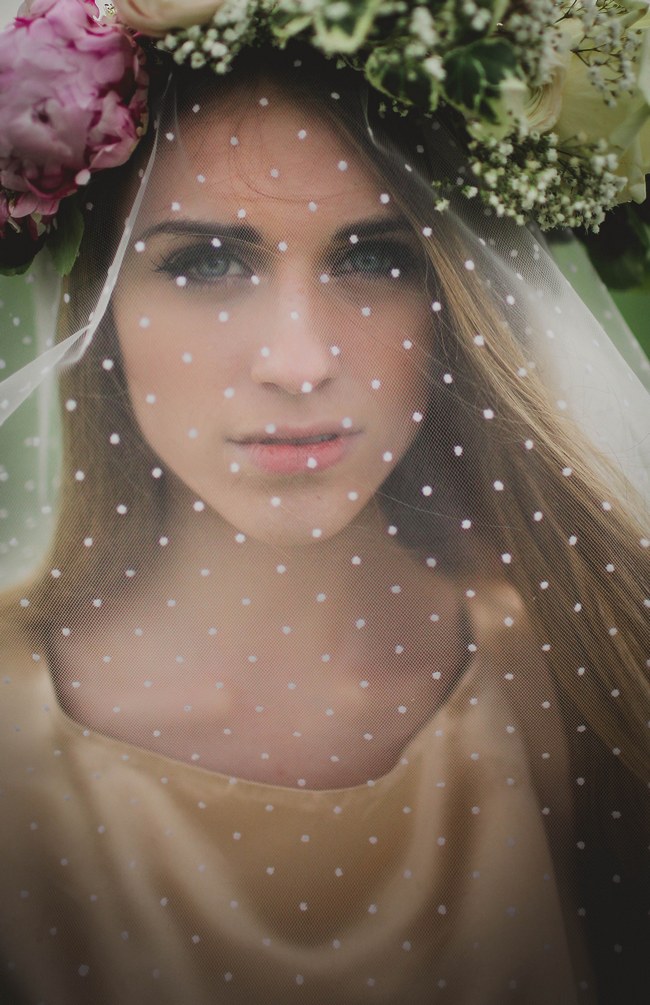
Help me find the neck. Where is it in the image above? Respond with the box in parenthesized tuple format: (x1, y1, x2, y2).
(131, 479, 446, 670)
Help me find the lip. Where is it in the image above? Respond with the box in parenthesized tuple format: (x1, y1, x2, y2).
(228, 425, 360, 475)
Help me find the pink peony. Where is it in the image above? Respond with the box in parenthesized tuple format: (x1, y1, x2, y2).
(0, 0, 148, 229)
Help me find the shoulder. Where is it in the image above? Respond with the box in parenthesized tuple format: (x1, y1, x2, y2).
(459, 578, 573, 816)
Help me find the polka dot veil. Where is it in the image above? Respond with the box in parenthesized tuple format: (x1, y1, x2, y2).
(0, 49, 647, 1005)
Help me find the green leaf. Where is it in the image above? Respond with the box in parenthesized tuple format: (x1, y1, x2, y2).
(365, 46, 443, 111)
(443, 38, 519, 122)
(313, 0, 385, 55)
(269, 0, 386, 54)
(269, 11, 313, 44)
(47, 195, 85, 277)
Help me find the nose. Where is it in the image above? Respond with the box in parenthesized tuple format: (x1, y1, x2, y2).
(250, 290, 335, 395)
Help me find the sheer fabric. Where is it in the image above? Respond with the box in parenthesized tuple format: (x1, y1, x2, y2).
(0, 50, 648, 1004)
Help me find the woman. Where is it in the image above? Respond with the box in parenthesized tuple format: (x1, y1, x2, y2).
(0, 12, 648, 1005)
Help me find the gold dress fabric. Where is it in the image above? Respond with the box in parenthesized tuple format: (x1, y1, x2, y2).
(0, 600, 590, 1005)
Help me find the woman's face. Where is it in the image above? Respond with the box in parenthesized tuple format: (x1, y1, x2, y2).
(114, 83, 434, 546)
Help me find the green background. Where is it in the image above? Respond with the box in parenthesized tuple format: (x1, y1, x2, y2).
(611, 289, 650, 357)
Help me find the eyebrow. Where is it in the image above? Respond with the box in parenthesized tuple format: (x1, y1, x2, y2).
(136, 215, 414, 246)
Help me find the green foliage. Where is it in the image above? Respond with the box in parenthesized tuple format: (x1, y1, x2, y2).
(46, 196, 85, 277)
(365, 43, 444, 110)
(443, 38, 519, 121)
(312, 0, 387, 54)
(580, 199, 650, 291)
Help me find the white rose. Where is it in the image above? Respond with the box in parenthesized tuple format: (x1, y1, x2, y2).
(114, 1, 223, 35)
(522, 17, 580, 134)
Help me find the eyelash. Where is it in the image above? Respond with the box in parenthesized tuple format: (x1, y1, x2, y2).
(153, 239, 420, 286)
(154, 246, 252, 283)
(328, 241, 419, 279)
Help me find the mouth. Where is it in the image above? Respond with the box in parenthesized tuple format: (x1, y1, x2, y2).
(238, 432, 341, 446)
(228, 427, 360, 475)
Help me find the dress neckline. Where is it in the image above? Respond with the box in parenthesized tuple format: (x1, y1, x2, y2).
(35, 642, 479, 797)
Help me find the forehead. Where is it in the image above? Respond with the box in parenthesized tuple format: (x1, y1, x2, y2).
(143, 82, 394, 231)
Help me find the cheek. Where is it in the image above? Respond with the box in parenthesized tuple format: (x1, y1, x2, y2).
(113, 298, 241, 440)
(113, 324, 194, 474)
(366, 317, 433, 462)
(357, 309, 433, 404)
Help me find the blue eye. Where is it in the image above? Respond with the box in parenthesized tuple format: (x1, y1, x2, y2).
(155, 244, 250, 284)
(329, 241, 418, 278)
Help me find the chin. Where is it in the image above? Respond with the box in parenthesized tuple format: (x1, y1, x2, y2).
(219, 497, 371, 549)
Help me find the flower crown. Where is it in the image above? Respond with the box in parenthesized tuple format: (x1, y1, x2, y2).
(1, 0, 649, 279)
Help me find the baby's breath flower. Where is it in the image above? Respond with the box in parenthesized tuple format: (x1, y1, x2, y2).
(468, 128, 626, 230)
(156, 0, 257, 74)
